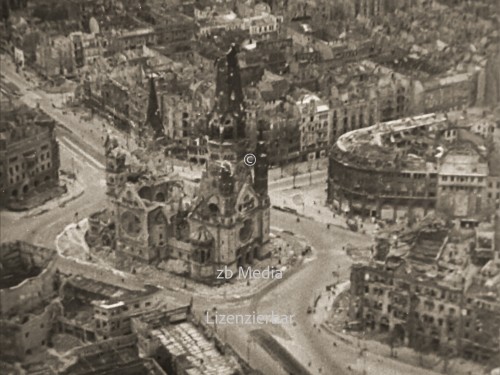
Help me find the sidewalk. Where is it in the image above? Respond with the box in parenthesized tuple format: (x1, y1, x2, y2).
(128, 231, 306, 300)
(316, 288, 486, 375)
(321, 322, 484, 375)
(268, 158, 329, 182)
(269, 287, 450, 375)
(20, 176, 84, 218)
(270, 182, 377, 236)
(55, 220, 314, 302)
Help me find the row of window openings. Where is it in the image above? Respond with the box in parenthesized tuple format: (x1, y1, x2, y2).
(441, 186, 482, 193)
(9, 159, 51, 174)
(252, 25, 276, 33)
(416, 313, 483, 333)
(365, 284, 459, 304)
(9, 164, 52, 183)
(415, 286, 460, 302)
(365, 293, 457, 313)
(367, 299, 459, 321)
(304, 122, 328, 131)
(417, 313, 455, 330)
(9, 147, 49, 162)
(441, 176, 484, 183)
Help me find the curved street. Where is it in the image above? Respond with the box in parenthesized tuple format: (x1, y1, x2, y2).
(0, 54, 443, 375)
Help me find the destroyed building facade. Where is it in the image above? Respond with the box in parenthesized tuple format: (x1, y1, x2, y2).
(0, 101, 60, 208)
(327, 113, 498, 220)
(348, 217, 500, 364)
(0, 241, 62, 362)
(103, 45, 271, 280)
(0, 240, 246, 374)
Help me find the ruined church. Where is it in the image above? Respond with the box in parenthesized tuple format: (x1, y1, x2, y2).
(99, 45, 271, 280)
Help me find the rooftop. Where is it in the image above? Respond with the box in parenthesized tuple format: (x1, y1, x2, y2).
(372, 216, 488, 288)
(60, 334, 166, 375)
(332, 114, 449, 172)
(0, 103, 56, 144)
(65, 275, 160, 305)
(152, 322, 240, 374)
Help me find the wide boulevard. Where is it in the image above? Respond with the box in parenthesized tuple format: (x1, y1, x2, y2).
(0, 55, 436, 375)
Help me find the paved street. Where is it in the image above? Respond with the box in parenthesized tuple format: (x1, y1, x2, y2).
(226, 211, 443, 375)
(0, 54, 113, 249)
(0, 56, 443, 375)
(0, 128, 106, 248)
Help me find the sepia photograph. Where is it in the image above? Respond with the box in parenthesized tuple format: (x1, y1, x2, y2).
(0, 0, 499, 374)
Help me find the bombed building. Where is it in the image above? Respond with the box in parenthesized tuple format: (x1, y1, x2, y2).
(98, 45, 271, 280)
(131, 306, 245, 375)
(0, 241, 62, 362)
(348, 216, 500, 364)
(0, 240, 248, 374)
(327, 112, 497, 220)
(0, 101, 60, 208)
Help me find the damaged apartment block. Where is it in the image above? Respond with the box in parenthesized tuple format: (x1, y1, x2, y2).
(0, 241, 62, 361)
(0, 101, 61, 210)
(348, 215, 500, 364)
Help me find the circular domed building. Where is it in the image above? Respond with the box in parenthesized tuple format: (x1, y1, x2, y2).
(327, 114, 450, 220)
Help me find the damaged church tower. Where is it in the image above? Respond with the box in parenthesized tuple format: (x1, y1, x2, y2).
(104, 45, 270, 280)
(188, 44, 271, 276)
(140, 77, 164, 144)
